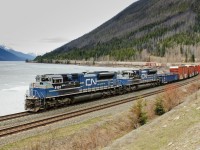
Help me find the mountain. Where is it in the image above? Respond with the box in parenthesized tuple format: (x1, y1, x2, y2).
(7, 49, 35, 60)
(36, 0, 200, 62)
(0, 48, 22, 61)
(0, 45, 36, 61)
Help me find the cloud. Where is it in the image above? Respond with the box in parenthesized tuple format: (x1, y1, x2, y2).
(40, 37, 69, 43)
(1, 42, 20, 50)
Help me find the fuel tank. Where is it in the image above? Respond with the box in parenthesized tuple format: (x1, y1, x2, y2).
(72, 92, 102, 103)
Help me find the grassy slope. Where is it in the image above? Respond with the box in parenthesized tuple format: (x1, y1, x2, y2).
(105, 91, 200, 150)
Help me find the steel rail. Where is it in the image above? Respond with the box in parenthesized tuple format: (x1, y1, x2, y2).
(0, 112, 31, 122)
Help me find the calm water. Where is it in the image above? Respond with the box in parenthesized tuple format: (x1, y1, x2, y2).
(0, 61, 128, 116)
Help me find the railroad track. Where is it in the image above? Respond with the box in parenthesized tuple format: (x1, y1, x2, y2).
(0, 77, 198, 138)
(0, 112, 31, 122)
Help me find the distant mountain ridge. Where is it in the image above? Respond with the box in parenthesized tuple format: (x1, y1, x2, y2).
(0, 48, 22, 61)
(36, 0, 200, 62)
(7, 49, 35, 60)
(0, 45, 36, 61)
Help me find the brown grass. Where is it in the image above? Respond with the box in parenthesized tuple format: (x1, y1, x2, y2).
(144, 100, 156, 119)
(22, 113, 133, 150)
(66, 115, 133, 150)
(162, 84, 181, 111)
(186, 83, 199, 94)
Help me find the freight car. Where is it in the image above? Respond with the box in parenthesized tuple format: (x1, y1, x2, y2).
(25, 66, 199, 112)
(170, 66, 186, 79)
(169, 65, 198, 79)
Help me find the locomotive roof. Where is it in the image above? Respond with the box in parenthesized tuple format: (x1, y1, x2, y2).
(184, 65, 195, 67)
(40, 72, 113, 77)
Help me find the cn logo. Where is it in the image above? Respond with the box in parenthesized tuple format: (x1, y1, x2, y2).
(86, 79, 97, 86)
(141, 74, 147, 79)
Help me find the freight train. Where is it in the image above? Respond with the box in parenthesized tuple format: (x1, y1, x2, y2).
(25, 65, 199, 112)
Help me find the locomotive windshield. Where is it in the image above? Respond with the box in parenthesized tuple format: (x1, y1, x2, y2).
(52, 78, 62, 84)
(36, 75, 62, 83)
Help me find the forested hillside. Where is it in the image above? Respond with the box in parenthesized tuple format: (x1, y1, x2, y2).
(36, 0, 200, 63)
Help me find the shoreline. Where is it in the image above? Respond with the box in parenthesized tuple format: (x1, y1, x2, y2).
(28, 60, 200, 68)
(27, 60, 164, 68)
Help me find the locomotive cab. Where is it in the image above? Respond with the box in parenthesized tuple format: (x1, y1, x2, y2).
(36, 75, 63, 84)
(122, 70, 134, 78)
(25, 74, 81, 111)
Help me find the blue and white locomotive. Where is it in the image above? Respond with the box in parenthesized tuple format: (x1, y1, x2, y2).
(25, 69, 161, 112)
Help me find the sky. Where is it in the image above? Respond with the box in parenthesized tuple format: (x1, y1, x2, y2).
(0, 0, 137, 55)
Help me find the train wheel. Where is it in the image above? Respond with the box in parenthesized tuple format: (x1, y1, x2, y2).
(126, 86, 131, 92)
(111, 89, 116, 96)
(133, 85, 138, 90)
(119, 87, 124, 95)
(65, 98, 72, 104)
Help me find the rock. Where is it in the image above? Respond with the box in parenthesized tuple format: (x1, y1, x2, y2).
(168, 142, 173, 146)
(174, 116, 180, 120)
(196, 107, 200, 110)
(162, 125, 167, 128)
